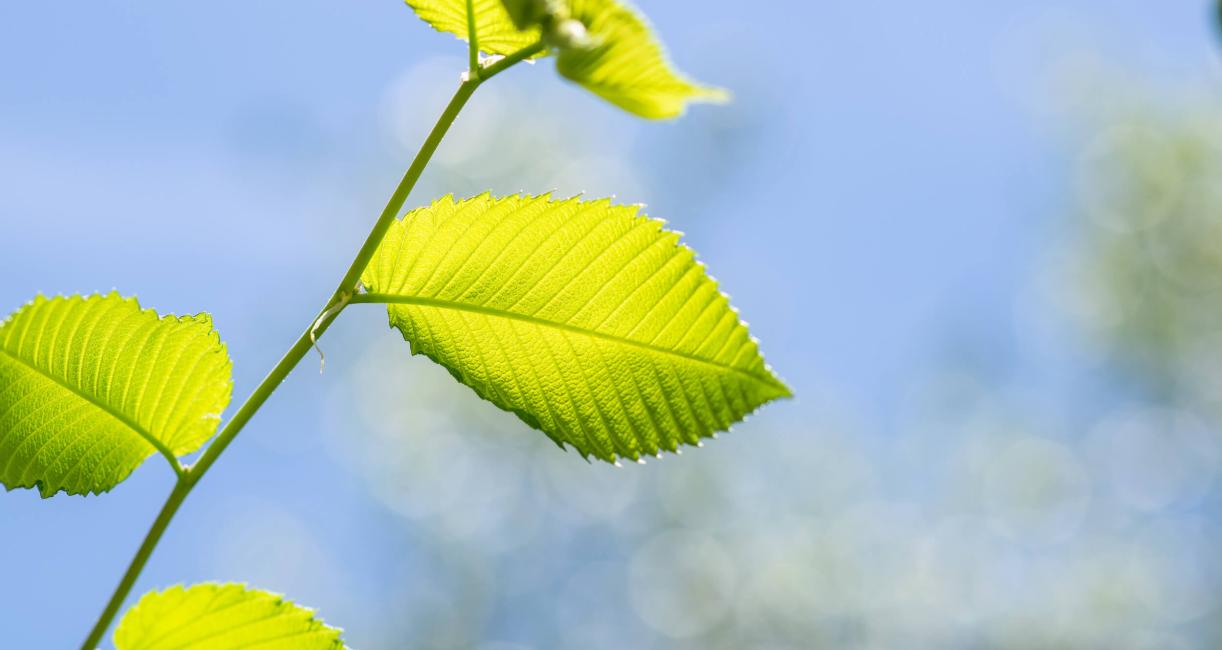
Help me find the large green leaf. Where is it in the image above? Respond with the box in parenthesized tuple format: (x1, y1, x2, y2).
(0, 293, 231, 497)
(114, 583, 346, 650)
(404, 0, 541, 55)
(402, 0, 726, 119)
(555, 0, 729, 119)
(360, 194, 790, 463)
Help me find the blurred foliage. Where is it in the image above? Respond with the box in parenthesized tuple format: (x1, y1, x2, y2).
(1070, 100, 1222, 418)
(308, 62, 1222, 649)
(328, 340, 1221, 648)
(1217, 0, 1222, 44)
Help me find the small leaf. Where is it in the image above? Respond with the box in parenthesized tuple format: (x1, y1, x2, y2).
(361, 194, 790, 463)
(555, 0, 729, 119)
(404, 0, 541, 55)
(404, 0, 725, 119)
(0, 293, 232, 497)
(114, 583, 346, 650)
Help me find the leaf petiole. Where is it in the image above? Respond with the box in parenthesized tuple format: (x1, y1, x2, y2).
(466, 0, 480, 76)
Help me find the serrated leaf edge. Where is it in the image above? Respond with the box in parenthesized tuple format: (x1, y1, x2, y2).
(368, 192, 791, 463)
(556, 0, 730, 118)
(116, 582, 346, 650)
(0, 291, 232, 497)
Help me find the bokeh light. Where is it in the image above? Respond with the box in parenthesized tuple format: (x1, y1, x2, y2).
(3, 2, 1222, 648)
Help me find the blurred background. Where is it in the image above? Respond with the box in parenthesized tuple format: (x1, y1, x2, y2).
(2, 0, 1222, 647)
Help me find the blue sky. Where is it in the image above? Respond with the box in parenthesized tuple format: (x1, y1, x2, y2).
(2, 1, 1220, 647)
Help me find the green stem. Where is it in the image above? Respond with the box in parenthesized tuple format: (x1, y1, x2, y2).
(465, 0, 480, 76)
(79, 42, 542, 649)
(79, 480, 190, 650)
(483, 41, 546, 78)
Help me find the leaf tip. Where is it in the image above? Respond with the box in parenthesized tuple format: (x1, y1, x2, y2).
(697, 84, 732, 105)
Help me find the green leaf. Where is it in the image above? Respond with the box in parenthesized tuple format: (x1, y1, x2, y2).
(499, 0, 540, 30)
(555, 0, 729, 119)
(403, 0, 726, 119)
(404, 0, 541, 55)
(360, 194, 790, 463)
(0, 293, 232, 497)
(114, 583, 346, 650)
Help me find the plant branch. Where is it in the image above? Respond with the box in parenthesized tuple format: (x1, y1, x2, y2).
(79, 41, 545, 647)
(79, 479, 190, 650)
(482, 41, 546, 79)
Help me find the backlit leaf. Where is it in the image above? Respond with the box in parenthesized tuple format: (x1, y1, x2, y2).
(361, 194, 790, 463)
(499, 0, 540, 30)
(403, 0, 726, 118)
(555, 0, 729, 119)
(114, 583, 346, 650)
(404, 0, 541, 55)
(0, 293, 232, 497)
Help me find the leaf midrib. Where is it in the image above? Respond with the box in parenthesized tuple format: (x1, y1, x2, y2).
(355, 292, 788, 392)
(0, 347, 180, 466)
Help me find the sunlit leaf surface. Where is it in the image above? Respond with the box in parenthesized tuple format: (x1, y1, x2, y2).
(555, 0, 729, 119)
(361, 193, 789, 462)
(114, 583, 346, 650)
(403, 0, 726, 118)
(0, 293, 231, 497)
(404, 0, 541, 55)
